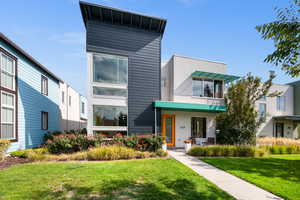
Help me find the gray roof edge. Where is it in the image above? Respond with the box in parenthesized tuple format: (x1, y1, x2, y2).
(0, 32, 63, 83)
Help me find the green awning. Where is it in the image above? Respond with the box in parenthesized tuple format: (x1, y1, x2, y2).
(153, 101, 226, 112)
(192, 71, 240, 83)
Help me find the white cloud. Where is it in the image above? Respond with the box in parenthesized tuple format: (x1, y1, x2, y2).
(49, 32, 85, 45)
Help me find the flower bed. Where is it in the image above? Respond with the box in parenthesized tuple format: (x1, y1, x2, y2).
(11, 146, 167, 161)
(44, 132, 163, 154)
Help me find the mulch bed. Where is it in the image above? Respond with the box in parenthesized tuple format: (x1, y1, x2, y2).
(0, 156, 30, 170)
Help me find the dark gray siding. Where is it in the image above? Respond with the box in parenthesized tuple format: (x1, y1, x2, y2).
(87, 21, 161, 134)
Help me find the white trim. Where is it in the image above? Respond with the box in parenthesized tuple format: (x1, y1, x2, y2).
(92, 126, 127, 131)
(0, 91, 16, 140)
(0, 53, 15, 91)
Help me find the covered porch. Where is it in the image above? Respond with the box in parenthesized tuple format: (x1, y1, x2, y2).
(153, 101, 226, 148)
(272, 115, 300, 138)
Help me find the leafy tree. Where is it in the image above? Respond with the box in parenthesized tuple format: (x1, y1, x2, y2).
(256, 0, 300, 77)
(216, 73, 280, 145)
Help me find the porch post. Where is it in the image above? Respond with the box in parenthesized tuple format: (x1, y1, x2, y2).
(154, 107, 157, 135)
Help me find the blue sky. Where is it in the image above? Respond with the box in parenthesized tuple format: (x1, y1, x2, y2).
(0, 0, 296, 95)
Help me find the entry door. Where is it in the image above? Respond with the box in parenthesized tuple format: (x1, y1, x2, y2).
(275, 123, 284, 137)
(162, 114, 175, 146)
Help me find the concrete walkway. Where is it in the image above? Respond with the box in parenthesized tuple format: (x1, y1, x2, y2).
(168, 150, 283, 200)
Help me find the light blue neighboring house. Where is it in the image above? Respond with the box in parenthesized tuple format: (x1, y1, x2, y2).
(0, 33, 62, 152)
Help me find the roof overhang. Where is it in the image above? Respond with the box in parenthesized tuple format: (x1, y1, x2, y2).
(192, 71, 240, 83)
(0, 33, 63, 83)
(273, 115, 300, 121)
(79, 1, 167, 34)
(153, 101, 226, 113)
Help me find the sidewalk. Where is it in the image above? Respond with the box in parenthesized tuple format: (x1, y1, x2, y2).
(168, 150, 283, 200)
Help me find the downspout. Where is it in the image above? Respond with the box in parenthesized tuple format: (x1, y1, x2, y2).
(154, 106, 157, 136)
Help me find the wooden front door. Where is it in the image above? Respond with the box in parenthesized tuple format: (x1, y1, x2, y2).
(162, 114, 175, 146)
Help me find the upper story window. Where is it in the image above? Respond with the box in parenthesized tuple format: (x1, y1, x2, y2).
(259, 103, 266, 120)
(93, 87, 127, 97)
(81, 102, 85, 114)
(93, 53, 128, 85)
(62, 91, 65, 104)
(41, 75, 48, 95)
(192, 78, 223, 98)
(277, 96, 285, 111)
(69, 96, 71, 106)
(1, 53, 15, 91)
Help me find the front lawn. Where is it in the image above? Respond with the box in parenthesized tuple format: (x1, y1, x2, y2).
(0, 158, 233, 200)
(201, 154, 300, 200)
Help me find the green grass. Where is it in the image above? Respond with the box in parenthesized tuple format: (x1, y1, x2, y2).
(0, 158, 233, 200)
(201, 154, 300, 200)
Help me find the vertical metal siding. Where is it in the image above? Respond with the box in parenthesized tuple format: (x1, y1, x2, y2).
(87, 21, 162, 134)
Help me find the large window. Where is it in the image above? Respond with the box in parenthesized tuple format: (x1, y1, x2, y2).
(93, 87, 127, 97)
(1, 54, 15, 90)
(259, 103, 266, 120)
(0, 51, 17, 140)
(1, 92, 15, 139)
(93, 105, 127, 126)
(277, 96, 285, 111)
(41, 75, 48, 95)
(191, 117, 206, 138)
(93, 54, 128, 84)
(192, 78, 223, 98)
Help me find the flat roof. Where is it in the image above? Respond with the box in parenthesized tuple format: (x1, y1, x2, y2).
(153, 101, 226, 113)
(79, 1, 167, 34)
(0, 33, 63, 83)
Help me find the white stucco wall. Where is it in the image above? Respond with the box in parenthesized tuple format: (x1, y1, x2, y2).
(162, 110, 217, 147)
(256, 84, 296, 138)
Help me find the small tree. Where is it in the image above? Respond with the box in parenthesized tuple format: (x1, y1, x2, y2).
(256, 0, 300, 77)
(216, 73, 280, 145)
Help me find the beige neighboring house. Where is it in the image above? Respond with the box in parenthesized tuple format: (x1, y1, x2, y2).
(256, 84, 299, 139)
(60, 82, 87, 132)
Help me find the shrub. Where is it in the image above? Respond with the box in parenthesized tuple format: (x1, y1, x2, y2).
(0, 139, 10, 161)
(11, 148, 48, 159)
(257, 137, 300, 146)
(261, 145, 300, 154)
(87, 146, 136, 160)
(188, 145, 266, 157)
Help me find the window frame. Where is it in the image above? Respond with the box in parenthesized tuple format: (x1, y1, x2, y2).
(93, 105, 128, 128)
(81, 102, 85, 114)
(259, 103, 267, 120)
(0, 48, 18, 142)
(92, 53, 128, 85)
(62, 91, 65, 104)
(191, 117, 207, 138)
(276, 96, 285, 111)
(1, 91, 16, 140)
(192, 77, 224, 99)
(41, 111, 48, 130)
(41, 75, 48, 96)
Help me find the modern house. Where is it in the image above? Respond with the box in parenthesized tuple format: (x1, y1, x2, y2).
(80, 1, 166, 136)
(159, 55, 239, 147)
(256, 83, 299, 138)
(0, 33, 61, 152)
(59, 82, 87, 132)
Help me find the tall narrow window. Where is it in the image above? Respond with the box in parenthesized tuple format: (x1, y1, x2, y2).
(41, 111, 48, 130)
(62, 91, 65, 104)
(277, 96, 285, 111)
(214, 80, 223, 98)
(1, 92, 15, 139)
(191, 117, 206, 138)
(192, 78, 203, 97)
(69, 96, 71, 106)
(1, 54, 15, 91)
(41, 75, 48, 95)
(81, 102, 85, 114)
(259, 103, 266, 120)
